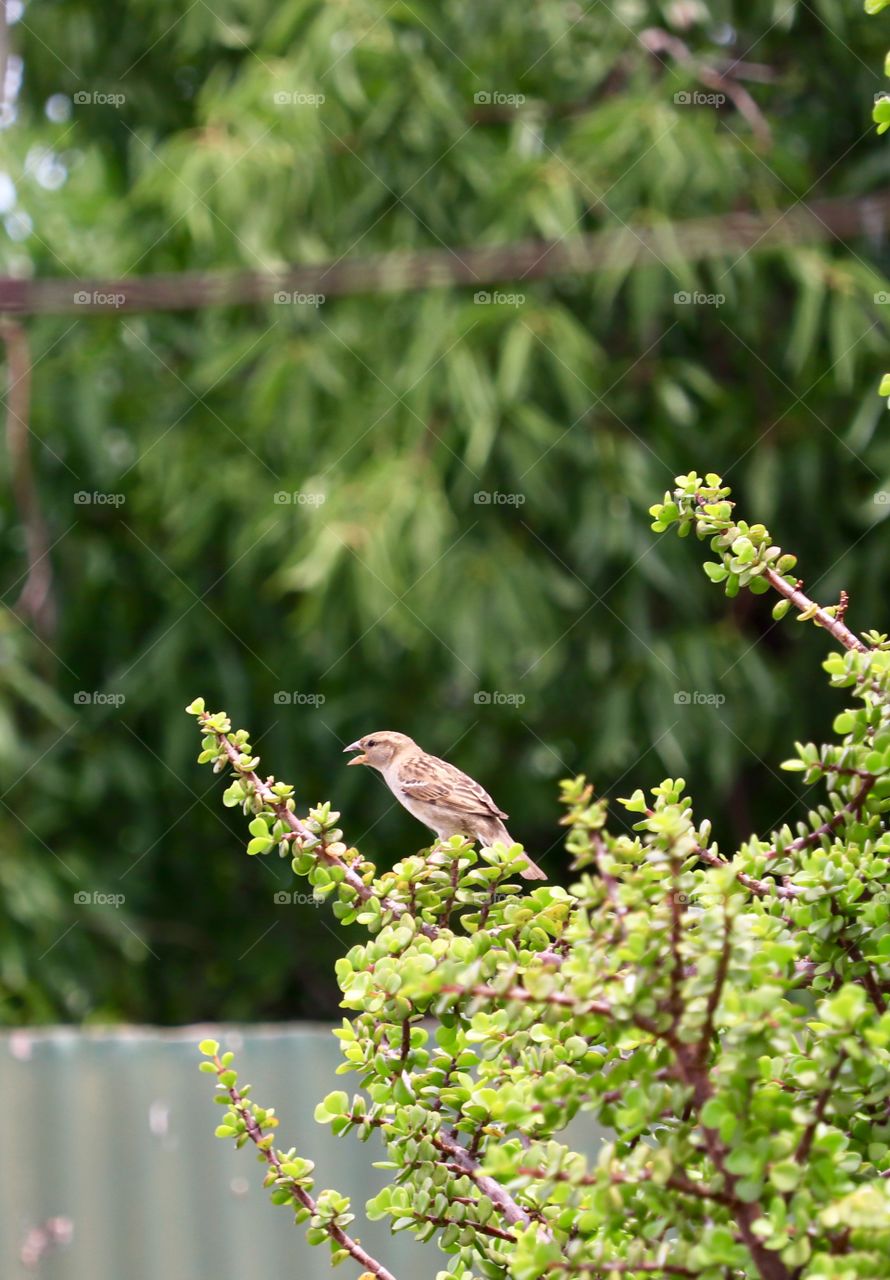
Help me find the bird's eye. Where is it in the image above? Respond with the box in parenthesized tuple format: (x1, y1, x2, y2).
(367, 738, 377, 747)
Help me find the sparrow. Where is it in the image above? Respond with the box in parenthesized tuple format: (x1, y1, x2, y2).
(343, 731, 546, 880)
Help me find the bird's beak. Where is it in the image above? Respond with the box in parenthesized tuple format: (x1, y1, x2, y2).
(343, 740, 367, 766)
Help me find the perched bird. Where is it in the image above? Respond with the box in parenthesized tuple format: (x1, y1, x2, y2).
(343, 731, 546, 880)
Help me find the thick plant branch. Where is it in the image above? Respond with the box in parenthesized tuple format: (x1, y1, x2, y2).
(338, 1107, 540, 1233)
(1, 321, 56, 639)
(3, 193, 890, 315)
(435, 1129, 539, 1231)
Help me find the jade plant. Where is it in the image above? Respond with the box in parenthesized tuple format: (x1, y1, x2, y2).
(189, 472, 890, 1280)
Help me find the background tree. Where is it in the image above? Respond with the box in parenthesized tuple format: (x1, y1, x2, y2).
(1, 0, 890, 1024)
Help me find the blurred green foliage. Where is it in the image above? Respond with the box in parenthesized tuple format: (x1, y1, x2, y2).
(1, 0, 889, 1024)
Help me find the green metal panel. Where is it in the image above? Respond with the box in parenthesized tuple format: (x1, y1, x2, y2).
(2, 1023, 605, 1279)
(1, 1024, 437, 1280)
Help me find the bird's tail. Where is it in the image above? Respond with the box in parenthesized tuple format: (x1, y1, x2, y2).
(481, 819, 547, 881)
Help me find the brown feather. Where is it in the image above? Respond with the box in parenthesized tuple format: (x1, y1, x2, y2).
(396, 753, 508, 820)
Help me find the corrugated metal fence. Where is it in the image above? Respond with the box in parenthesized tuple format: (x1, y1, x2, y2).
(1, 1024, 438, 1280)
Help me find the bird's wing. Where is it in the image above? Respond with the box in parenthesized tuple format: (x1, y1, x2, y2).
(396, 753, 508, 820)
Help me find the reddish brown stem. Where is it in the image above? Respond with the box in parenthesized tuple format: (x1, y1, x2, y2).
(762, 567, 866, 653)
(795, 1054, 844, 1164)
(548, 1263, 701, 1276)
(763, 775, 874, 862)
(519, 1165, 734, 1207)
(222, 1070, 399, 1280)
(694, 843, 799, 898)
(672, 1044, 791, 1280)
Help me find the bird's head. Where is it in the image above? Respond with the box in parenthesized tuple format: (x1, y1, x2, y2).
(343, 730, 415, 771)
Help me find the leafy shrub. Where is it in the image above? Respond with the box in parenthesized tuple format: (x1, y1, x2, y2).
(189, 473, 890, 1280)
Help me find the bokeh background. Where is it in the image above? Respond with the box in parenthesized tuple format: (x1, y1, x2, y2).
(2, 0, 890, 1037)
